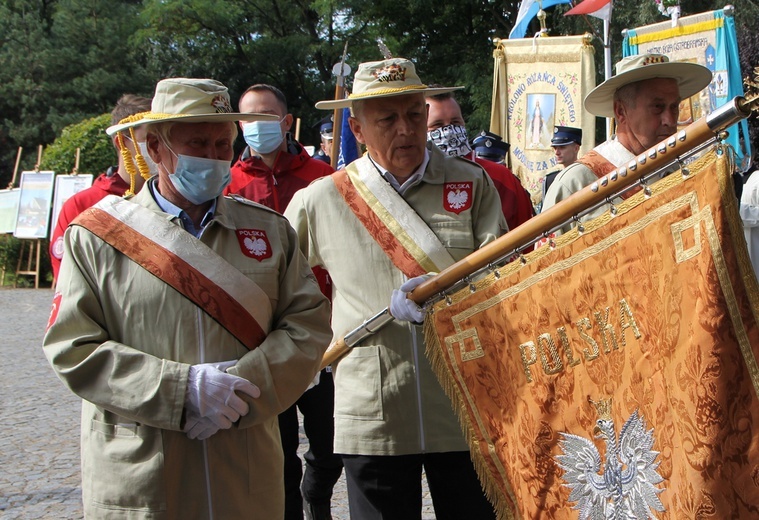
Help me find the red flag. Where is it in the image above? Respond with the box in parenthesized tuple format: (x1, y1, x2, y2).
(565, 0, 611, 20)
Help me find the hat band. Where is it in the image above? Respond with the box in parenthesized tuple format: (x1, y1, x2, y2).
(348, 84, 429, 100)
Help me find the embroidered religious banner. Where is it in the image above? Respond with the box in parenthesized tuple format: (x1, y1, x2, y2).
(623, 7, 751, 169)
(424, 149, 759, 518)
(490, 35, 596, 206)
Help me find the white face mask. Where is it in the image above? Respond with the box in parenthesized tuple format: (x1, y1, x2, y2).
(427, 124, 472, 157)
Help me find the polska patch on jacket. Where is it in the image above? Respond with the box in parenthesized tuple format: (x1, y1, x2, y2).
(236, 229, 273, 261)
(443, 182, 472, 214)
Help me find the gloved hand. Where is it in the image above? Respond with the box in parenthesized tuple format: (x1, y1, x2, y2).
(183, 413, 220, 440)
(184, 360, 261, 430)
(390, 274, 432, 324)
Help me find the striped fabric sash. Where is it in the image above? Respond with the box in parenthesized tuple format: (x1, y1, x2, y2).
(74, 196, 272, 350)
(333, 158, 455, 278)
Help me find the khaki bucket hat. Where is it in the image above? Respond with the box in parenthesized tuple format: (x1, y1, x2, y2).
(315, 58, 463, 110)
(584, 53, 712, 118)
(107, 78, 276, 136)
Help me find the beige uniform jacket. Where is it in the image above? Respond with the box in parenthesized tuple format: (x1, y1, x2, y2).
(43, 182, 332, 519)
(542, 138, 635, 235)
(285, 144, 507, 456)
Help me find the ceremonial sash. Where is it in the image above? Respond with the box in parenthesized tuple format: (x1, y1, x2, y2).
(333, 158, 455, 277)
(578, 150, 640, 200)
(74, 196, 272, 350)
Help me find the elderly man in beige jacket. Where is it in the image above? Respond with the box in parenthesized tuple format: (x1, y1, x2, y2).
(286, 58, 507, 519)
(44, 78, 332, 519)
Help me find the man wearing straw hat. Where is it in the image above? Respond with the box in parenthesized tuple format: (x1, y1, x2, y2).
(43, 77, 332, 519)
(285, 58, 505, 519)
(541, 53, 711, 232)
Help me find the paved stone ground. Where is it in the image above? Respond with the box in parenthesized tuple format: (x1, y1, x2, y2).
(0, 288, 434, 519)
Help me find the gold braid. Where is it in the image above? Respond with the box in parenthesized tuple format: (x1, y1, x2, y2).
(114, 112, 151, 196)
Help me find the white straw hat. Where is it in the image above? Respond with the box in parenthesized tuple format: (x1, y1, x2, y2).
(315, 58, 463, 110)
(107, 78, 276, 136)
(584, 53, 712, 118)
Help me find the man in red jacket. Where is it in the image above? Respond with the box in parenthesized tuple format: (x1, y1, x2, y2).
(426, 91, 534, 230)
(50, 94, 153, 280)
(227, 84, 341, 520)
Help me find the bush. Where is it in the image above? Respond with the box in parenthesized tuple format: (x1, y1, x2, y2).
(40, 113, 115, 176)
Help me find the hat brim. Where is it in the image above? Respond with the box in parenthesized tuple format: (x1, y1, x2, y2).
(106, 112, 277, 136)
(584, 62, 712, 118)
(315, 86, 464, 110)
(551, 139, 579, 146)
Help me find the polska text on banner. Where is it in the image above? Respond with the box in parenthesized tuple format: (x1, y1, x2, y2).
(490, 35, 595, 206)
(424, 148, 759, 517)
(623, 7, 751, 169)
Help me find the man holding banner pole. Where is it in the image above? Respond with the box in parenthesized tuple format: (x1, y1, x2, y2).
(286, 57, 506, 519)
(541, 53, 711, 235)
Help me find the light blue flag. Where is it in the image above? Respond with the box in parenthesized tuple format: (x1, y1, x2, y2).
(337, 107, 360, 169)
(509, 0, 573, 39)
(623, 9, 751, 168)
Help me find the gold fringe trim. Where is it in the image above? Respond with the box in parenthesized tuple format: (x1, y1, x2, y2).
(423, 317, 519, 520)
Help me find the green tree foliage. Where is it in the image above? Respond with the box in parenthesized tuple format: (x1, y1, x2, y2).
(41, 113, 115, 175)
(0, 0, 155, 187)
(1, 0, 757, 182)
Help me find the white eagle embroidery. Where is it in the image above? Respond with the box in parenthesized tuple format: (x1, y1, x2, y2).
(447, 189, 468, 209)
(244, 236, 268, 257)
(556, 400, 665, 520)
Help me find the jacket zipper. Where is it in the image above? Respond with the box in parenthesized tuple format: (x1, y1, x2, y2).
(411, 321, 426, 452)
(197, 307, 215, 519)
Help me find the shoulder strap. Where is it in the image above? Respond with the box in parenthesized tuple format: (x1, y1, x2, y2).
(74, 196, 272, 351)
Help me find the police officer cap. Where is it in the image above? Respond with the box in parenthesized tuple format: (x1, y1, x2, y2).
(314, 115, 333, 138)
(471, 131, 510, 161)
(551, 126, 582, 147)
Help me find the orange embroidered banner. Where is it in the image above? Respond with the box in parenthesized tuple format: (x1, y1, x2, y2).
(425, 149, 759, 518)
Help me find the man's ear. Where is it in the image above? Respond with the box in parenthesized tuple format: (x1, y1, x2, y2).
(283, 113, 294, 132)
(613, 100, 626, 124)
(145, 133, 162, 163)
(348, 117, 366, 145)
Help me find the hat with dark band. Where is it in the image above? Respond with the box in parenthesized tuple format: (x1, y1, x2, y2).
(471, 131, 510, 161)
(551, 126, 582, 147)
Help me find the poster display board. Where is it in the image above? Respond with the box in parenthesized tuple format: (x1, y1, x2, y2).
(13, 171, 55, 239)
(0, 189, 21, 234)
(50, 174, 94, 237)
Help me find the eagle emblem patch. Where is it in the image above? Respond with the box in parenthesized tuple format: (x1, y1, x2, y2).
(443, 182, 472, 214)
(556, 398, 665, 519)
(236, 229, 272, 261)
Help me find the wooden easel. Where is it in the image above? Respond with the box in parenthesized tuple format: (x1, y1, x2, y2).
(14, 145, 44, 288)
(15, 238, 42, 288)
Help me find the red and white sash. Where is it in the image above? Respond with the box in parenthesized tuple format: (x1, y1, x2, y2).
(74, 195, 272, 350)
(333, 158, 455, 278)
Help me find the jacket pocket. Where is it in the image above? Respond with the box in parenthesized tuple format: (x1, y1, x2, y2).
(429, 220, 475, 257)
(84, 419, 166, 511)
(334, 345, 383, 420)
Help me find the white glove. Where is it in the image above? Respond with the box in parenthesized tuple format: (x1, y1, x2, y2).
(306, 370, 321, 391)
(390, 274, 432, 323)
(183, 413, 220, 440)
(184, 360, 261, 430)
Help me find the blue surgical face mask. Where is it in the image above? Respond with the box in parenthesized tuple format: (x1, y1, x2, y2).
(243, 119, 285, 154)
(162, 143, 231, 204)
